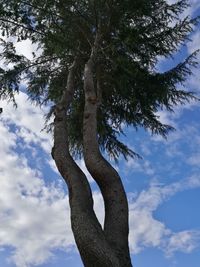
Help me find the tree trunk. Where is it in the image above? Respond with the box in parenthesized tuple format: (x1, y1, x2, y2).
(82, 36, 133, 266)
(52, 60, 120, 266)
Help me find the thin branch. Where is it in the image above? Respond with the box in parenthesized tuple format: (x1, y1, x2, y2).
(20, 0, 64, 20)
(77, 25, 93, 48)
(59, 57, 79, 108)
(73, 3, 94, 27)
(0, 18, 45, 36)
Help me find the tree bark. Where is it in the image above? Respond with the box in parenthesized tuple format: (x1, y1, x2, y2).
(52, 59, 120, 266)
(82, 35, 133, 266)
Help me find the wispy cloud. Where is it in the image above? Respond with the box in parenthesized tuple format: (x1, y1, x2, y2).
(167, 0, 200, 18)
(165, 230, 200, 257)
(128, 176, 200, 256)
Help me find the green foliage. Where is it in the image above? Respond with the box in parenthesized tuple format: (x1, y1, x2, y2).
(0, 0, 199, 160)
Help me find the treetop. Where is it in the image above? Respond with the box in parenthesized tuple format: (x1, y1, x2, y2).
(0, 0, 199, 160)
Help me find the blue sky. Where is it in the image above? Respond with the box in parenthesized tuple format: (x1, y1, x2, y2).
(0, 1, 200, 267)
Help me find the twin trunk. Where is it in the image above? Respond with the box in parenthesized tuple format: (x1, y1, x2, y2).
(52, 42, 133, 266)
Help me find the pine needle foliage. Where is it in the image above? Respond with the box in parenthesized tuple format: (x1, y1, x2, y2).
(0, 0, 199, 160)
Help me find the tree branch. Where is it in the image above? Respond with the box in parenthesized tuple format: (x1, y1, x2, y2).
(0, 18, 45, 36)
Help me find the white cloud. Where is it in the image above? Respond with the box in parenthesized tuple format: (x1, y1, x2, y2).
(0, 92, 52, 151)
(140, 142, 151, 156)
(188, 154, 200, 166)
(14, 39, 41, 60)
(186, 0, 200, 17)
(186, 32, 200, 93)
(128, 177, 200, 255)
(165, 230, 200, 257)
(167, 0, 200, 17)
(129, 209, 168, 253)
(76, 159, 94, 183)
(125, 158, 155, 176)
(188, 31, 200, 55)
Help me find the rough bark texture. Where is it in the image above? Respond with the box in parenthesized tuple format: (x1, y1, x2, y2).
(82, 33, 133, 266)
(52, 60, 121, 266)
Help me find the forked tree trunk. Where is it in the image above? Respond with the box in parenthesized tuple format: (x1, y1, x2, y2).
(52, 31, 132, 266)
(52, 60, 121, 266)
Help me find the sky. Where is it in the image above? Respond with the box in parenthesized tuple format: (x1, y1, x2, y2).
(0, 1, 200, 267)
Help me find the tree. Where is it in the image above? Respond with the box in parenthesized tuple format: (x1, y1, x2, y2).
(0, 0, 199, 266)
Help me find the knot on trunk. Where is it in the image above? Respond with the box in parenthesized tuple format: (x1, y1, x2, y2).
(87, 96, 97, 104)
